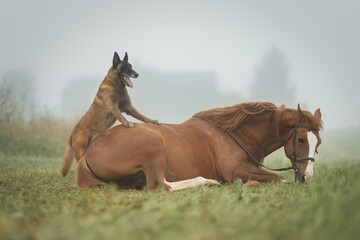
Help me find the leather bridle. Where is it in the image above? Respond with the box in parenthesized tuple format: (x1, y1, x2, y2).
(192, 115, 319, 173)
(86, 115, 320, 184)
(283, 122, 319, 174)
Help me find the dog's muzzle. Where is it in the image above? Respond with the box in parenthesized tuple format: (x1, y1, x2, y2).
(121, 74, 134, 88)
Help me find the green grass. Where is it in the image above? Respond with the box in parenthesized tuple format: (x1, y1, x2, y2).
(0, 153, 359, 240)
(2, 73, 359, 239)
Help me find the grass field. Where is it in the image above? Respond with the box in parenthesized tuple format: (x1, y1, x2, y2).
(1, 65, 359, 240)
(0, 147, 359, 240)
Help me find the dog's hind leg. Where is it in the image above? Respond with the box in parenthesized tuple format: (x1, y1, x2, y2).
(72, 132, 89, 161)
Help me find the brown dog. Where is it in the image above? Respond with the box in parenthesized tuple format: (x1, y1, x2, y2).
(61, 52, 159, 176)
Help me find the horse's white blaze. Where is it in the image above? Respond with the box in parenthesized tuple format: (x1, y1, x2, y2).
(305, 131, 318, 179)
(164, 176, 220, 191)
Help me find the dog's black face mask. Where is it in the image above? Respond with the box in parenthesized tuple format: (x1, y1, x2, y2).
(112, 52, 139, 88)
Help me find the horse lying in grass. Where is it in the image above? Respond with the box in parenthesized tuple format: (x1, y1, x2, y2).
(76, 102, 322, 190)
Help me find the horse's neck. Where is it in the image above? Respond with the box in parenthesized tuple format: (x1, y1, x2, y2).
(236, 120, 291, 157)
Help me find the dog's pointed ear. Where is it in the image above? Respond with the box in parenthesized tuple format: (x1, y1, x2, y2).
(123, 52, 128, 62)
(113, 52, 121, 68)
(297, 104, 307, 122)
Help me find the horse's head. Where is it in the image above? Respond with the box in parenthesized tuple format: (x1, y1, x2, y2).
(283, 104, 322, 183)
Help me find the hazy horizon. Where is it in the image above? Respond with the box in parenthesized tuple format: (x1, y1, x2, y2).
(1, 0, 359, 130)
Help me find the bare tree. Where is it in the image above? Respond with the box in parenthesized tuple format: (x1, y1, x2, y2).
(0, 69, 36, 136)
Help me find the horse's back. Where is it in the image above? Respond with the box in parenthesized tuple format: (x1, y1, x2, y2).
(153, 123, 218, 181)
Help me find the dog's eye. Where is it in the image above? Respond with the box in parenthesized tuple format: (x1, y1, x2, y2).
(298, 138, 305, 143)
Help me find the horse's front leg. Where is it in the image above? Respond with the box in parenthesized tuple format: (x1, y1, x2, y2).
(233, 163, 285, 186)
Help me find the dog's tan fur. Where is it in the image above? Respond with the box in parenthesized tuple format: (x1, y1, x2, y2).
(61, 52, 158, 176)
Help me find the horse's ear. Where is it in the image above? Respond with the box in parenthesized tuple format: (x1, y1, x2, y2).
(123, 52, 128, 62)
(297, 104, 306, 122)
(314, 108, 321, 119)
(113, 52, 121, 68)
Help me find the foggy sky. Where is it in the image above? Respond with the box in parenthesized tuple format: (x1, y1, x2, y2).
(0, 0, 359, 130)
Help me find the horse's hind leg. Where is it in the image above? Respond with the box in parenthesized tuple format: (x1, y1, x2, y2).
(77, 157, 104, 188)
(164, 177, 221, 191)
(143, 156, 170, 190)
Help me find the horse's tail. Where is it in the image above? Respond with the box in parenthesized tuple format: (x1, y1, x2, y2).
(61, 137, 74, 177)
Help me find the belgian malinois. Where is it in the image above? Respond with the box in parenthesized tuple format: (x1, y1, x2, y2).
(61, 52, 159, 176)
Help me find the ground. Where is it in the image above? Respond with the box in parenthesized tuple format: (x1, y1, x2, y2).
(0, 153, 359, 240)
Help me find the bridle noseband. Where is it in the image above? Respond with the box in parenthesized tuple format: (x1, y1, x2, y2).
(284, 123, 318, 172)
(193, 115, 318, 173)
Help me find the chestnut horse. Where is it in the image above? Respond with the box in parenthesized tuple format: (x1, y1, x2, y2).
(76, 102, 322, 190)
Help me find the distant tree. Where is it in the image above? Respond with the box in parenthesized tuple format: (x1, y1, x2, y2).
(0, 69, 36, 121)
(0, 69, 37, 139)
(249, 46, 296, 105)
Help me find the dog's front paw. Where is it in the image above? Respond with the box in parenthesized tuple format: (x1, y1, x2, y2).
(152, 120, 160, 125)
(125, 122, 134, 128)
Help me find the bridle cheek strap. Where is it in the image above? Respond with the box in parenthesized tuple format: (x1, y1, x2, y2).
(290, 123, 318, 169)
(193, 115, 317, 173)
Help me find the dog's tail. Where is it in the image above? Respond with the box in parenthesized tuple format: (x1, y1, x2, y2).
(61, 137, 74, 177)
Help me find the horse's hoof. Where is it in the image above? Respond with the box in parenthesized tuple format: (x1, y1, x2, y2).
(281, 179, 289, 184)
(206, 179, 221, 185)
(244, 180, 261, 187)
(233, 179, 244, 185)
(152, 120, 160, 125)
(125, 122, 134, 128)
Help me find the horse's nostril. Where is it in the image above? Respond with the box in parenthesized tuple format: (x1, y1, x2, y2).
(301, 175, 306, 183)
(295, 171, 306, 183)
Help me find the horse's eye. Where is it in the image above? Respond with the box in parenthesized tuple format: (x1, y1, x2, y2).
(298, 138, 305, 143)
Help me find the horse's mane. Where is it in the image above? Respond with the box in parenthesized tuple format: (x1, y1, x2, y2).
(195, 102, 285, 132)
(195, 102, 323, 133)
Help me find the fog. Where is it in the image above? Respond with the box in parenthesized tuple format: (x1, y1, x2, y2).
(1, 0, 359, 130)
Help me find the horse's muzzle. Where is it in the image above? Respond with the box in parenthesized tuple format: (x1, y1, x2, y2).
(295, 170, 306, 183)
